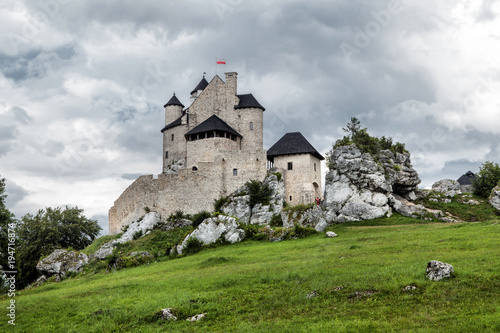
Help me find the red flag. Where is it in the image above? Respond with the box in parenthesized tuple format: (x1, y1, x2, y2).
(216, 59, 226, 64)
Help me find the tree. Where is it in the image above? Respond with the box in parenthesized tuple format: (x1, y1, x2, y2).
(342, 117, 361, 138)
(472, 161, 500, 198)
(16, 206, 101, 287)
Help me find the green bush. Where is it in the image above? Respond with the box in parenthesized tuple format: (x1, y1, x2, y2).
(132, 230, 143, 240)
(192, 211, 211, 228)
(270, 213, 283, 227)
(246, 180, 273, 209)
(291, 224, 317, 238)
(273, 172, 282, 182)
(213, 196, 229, 213)
(472, 161, 500, 198)
(240, 223, 266, 241)
(183, 237, 203, 255)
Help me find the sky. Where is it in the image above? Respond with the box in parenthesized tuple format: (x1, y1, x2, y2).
(1, 0, 499, 235)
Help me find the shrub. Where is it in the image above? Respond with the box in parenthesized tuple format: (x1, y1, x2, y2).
(240, 223, 266, 241)
(132, 230, 143, 240)
(270, 213, 283, 227)
(291, 224, 317, 238)
(213, 196, 229, 213)
(192, 211, 211, 228)
(472, 161, 500, 198)
(144, 206, 151, 213)
(273, 172, 282, 182)
(173, 210, 185, 219)
(246, 180, 273, 209)
(183, 237, 203, 255)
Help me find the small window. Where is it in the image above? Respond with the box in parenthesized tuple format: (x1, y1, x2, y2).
(171, 134, 174, 141)
(192, 166, 198, 171)
(314, 163, 317, 172)
(288, 162, 293, 170)
(233, 169, 238, 176)
(289, 196, 292, 201)
(165, 151, 168, 159)
(250, 122, 253, 130)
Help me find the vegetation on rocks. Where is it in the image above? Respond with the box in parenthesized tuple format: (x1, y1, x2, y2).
(472, 161, 500, 198)
(245, 179, 273, 209)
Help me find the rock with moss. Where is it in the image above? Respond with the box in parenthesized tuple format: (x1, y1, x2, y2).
(91, 240, 119, 260)
(282, 205, 328, 231)
(177, 215, 244, 255)
(426, 260, 454, 281)
(432, 179, 462, 197)
(36, 249, 89, 278)
(118, 212, 160, 243)
(489, 185, 500, 210)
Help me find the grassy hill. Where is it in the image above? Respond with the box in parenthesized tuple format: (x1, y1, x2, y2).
(1, 213, 499, 332)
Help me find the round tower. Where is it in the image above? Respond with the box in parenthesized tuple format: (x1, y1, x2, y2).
(164, 93, 184, 125)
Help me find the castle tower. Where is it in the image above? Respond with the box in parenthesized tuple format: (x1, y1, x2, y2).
(190, 75, 209, 103)
(164, 93, 184, 125)
(267, 132, 324, 205)
(161, 93, 187, 173)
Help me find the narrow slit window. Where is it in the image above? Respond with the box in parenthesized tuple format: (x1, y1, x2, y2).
(165, 151, 168, 159)
(171, 134, 174, 141)
(288, 162, 293, 170)
(250, 122, 253, 130)
(289, 196, 292, 201)
(314, 163, 316, 172)
(233, 169, 238, 176)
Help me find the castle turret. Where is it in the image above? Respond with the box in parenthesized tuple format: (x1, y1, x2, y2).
(190, 75, 209, 103)
(164, 93, 184, 125)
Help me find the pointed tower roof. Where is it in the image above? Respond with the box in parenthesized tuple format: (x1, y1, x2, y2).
(163, 93, 184, 108)
(457, 171, 476, 185)
(185, 115, 242, 138)
(190, 76, 209, 95)
(267, 132, 324, 161)
(235, 94, 265, 111)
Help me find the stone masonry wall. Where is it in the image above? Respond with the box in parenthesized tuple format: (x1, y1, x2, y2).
(163, 124, 188, 172)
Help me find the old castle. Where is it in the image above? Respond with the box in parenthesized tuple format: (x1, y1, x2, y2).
(109, 72, 324, 234)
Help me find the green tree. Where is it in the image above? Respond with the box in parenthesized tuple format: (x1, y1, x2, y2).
(17, 206, 101, 287)
(472, 161, 500, 198)
(342, 116, 361, 138)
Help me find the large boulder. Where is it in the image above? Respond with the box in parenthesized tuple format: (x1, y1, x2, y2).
(119, 212, 160, 243)
(223, 171, 285, 225)
(489, 185, 500, 210)
(36, 249, 89, 277)
(432, 179, 462, 197)
(177, 215, 244, 254)
(91, 240, 119, 260)
(323, 145, 421, 222)
(282, 205, 328, 231)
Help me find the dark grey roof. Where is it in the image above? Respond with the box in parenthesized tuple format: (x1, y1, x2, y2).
(235, 94, 265, 111)
(267, 132, 324, 160)
(190, 77, 209, 95)
(160, 112, 185, 133)
(457, 171, 476, 185)
(185, 115, 242, 138)
(163, 93, 184, 108)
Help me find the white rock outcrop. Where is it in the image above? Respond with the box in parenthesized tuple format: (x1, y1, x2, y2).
(118, 212, 161, 243)
(282, 205, 328, 231)
(36, 249, 89, 277)
(326, 231, 338, 238)
(323, 145, 420, 222)
(432, 179, 462, 197)
(489, 185, 500, 211)
(177, 215, 244, 254)
(222, 171, 285, 225)
(426, 260, 454, 281)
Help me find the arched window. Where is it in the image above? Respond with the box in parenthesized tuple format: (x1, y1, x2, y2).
(192, 166, 198, 171)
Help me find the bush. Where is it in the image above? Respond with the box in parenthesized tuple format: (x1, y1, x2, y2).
(273, 172, 282, 182)
(270, 213, 283, 227)
(183, 237, 203, 255)
(246, 180, 273, 209)
(192, 211, 211, 228)
(472, 161, 500, 198)
(291, 224, 317, 238)
(132, 230, 143, 240)
(213, 196, 229, 213)
(240, 223, 267, 241)
(173, 210, 185, 219)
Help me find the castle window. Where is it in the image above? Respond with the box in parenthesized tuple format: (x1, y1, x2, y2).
(192, 166, 198, 171)
(289, 196, 292, 201)
(171, 134, 174, 141)
(250, 122, 253, 130)
(314, 163, 316, 172)
(233, 169, 238, 176)
(288, 162, 293, 170)
(165, 151, 168, 159)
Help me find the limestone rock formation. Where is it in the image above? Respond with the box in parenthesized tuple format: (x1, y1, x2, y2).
(177, 215, 244, 254)
(326, 231, 338, 238)
(282, 205, 328, 231)
(222, 171, 285, 225)
(426, 260, 454, 281)
(186, 314, 206, 322)
(159, 308, 177, 321)
(118, 212, 161, 243)
(91, 240, 119, 260)
(36, 249, 89, 278)
(323, 145, 420, 222)
(432, 179, 462, 197)
(489, 185, 500, 211)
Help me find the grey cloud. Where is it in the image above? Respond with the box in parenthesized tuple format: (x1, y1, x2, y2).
(91, 214, 108, 236)
(12, 106, 34, 125)
(4, 181, 29, 210)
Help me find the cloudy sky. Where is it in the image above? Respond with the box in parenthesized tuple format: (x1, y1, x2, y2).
(1, 0, 499, 234)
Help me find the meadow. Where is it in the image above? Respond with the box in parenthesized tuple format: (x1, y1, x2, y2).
(1, 215, 499, 332)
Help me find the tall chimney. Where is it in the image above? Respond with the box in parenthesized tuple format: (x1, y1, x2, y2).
(224, 72, 238, 96)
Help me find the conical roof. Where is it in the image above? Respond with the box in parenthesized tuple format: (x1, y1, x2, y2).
(185, 115, 242, 138)
(235, 94, 265, 111)
(457, 171, 476, 185)
(190, 77, 209, 95)
(163, 93, 184, 108)
(267, 132, 324, 160)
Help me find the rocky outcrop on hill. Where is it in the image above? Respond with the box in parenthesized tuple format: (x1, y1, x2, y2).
(323, 145, 457, 223)
(222, 171, 285, 225)
(323, 145, 421, 222)
(282, 205, 328, 231)
(177, 215, 245, 254)
(432, 179, 462, 197)
(36, 249, 89, 278)
(119, 212, 160, 243)
(489, 185, 500, 211)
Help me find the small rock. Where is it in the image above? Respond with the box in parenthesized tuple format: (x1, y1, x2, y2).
(333, 286, 343, 291)
(186, 313, 206, 322)
(404, 285, 417, 291)
(426, 260, 454, 281)
(33, 275, 47, 287)
(160, 308, 177, 321)
(326, 231, 338, 238)
(306, 290, 319, 299)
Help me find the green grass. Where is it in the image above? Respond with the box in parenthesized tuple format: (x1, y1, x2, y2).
(417, 193, 499, 221)
(2, 217, 499, 332)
